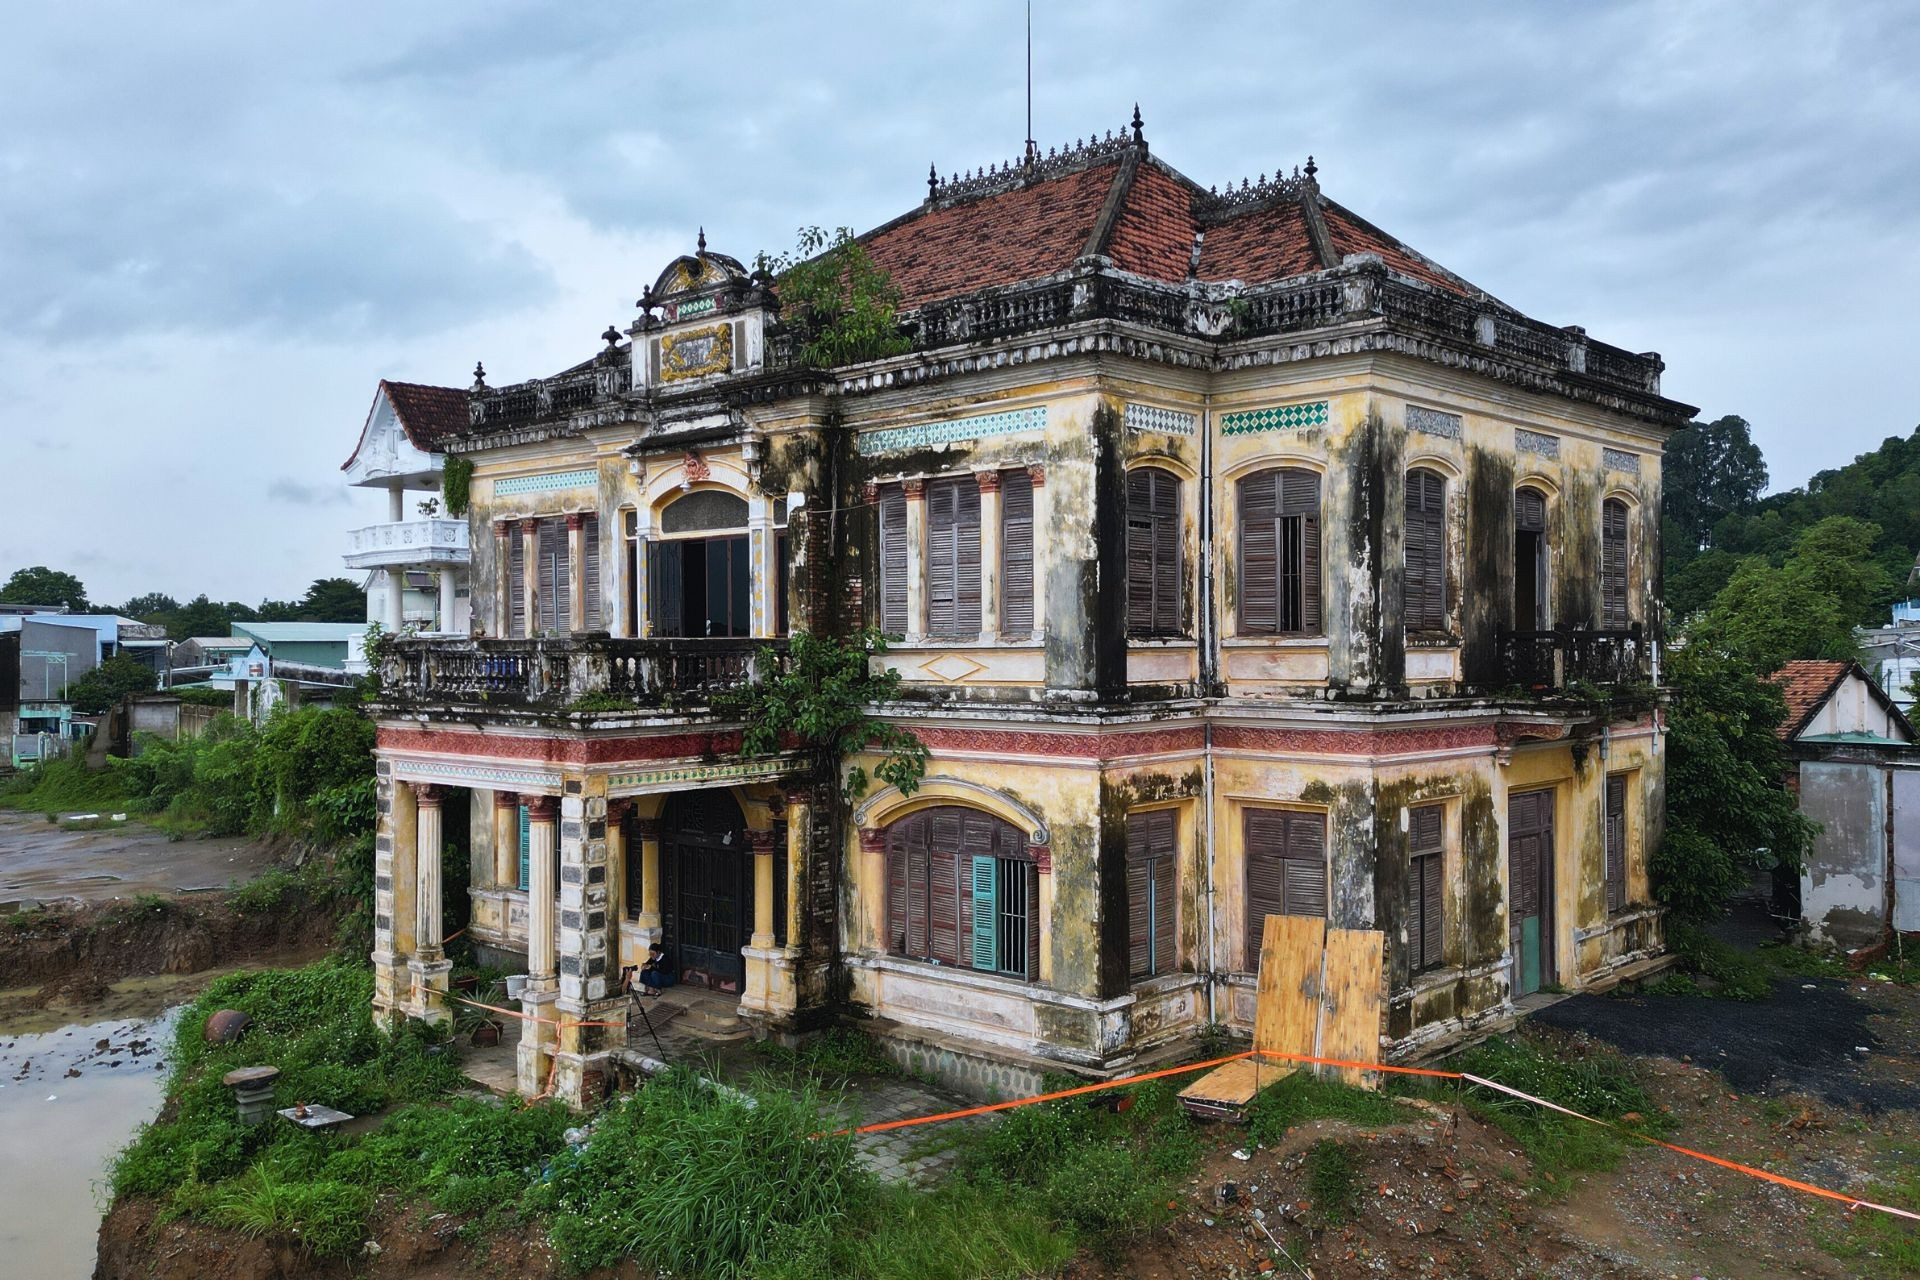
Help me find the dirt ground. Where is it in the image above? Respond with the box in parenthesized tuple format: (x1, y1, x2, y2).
(0, 809, 277, 905)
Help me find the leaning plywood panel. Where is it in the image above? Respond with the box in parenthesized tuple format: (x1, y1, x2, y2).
(1252, 913, 1325, 1057)
(1320, 928, 1385, 1089)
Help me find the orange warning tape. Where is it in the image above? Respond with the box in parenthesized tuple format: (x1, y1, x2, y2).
(1254, 1048, 1461, 1079)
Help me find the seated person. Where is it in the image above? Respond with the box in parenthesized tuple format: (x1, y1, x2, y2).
(638, 943, 669, 997)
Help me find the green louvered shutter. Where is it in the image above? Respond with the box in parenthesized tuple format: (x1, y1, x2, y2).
(518, 805, 531, 891)
(971, 855, 998, 970)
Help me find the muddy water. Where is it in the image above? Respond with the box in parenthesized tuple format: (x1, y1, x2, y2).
(0, 1009, 176, 1279)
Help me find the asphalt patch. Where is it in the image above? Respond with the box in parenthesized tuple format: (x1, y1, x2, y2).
(1531, 977, 1920, 1113)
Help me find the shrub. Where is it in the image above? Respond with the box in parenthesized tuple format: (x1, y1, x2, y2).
(1666, 923, 1772, 1000)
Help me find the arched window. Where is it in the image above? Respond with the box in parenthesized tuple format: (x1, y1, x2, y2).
(1514, 486, 1549, 630)
(1126, 467, 1182, 636)
(1601, 499, 1630, 628)
(1404, 469, 1447, 631)
(885, 807, 1035, 979)
(1237, 468, 1321, 635)
(651, 490, 749, 636)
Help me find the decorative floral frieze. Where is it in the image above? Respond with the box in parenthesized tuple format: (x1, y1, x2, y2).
(607, 757, 792, 791)
(494, 468, 599, 496)
(1602, 447, 1642, 475)
(1124, 404, 1197, 436)
(1405, 405, 1462, 440)
(1515, 428, 1561, 459)
(1219, 401, 1330, 435)
(855, 406, 1048, 456)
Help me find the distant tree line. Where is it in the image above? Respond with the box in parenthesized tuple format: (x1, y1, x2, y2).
(0, 566, 366, 637)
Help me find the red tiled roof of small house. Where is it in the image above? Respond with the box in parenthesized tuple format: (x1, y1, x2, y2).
(1769, 659, 1853, 741)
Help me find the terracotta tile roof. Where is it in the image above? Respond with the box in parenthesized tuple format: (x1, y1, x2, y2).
(862, 147, 1480, 309)
(1769, 660, 1852, 740)
(1106, 162, 1198, 283)
(862, 161, 1121, 310)
(382, 381, 471, 450)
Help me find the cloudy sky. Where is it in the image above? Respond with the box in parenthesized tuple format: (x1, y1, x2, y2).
(4, 1, 1916, 607)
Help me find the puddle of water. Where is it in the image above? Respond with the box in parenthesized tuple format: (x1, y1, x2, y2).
(0, 1008, 177, 1279)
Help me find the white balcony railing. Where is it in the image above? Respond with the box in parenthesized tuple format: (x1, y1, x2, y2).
(343, 517, 470, 570)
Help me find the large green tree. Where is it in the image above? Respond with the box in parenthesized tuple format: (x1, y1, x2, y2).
(1663, 414, 1768, 552)
(1693, 516, 1891, 671)
(121, 592, 180, 621)
(0, 565, 90, 611)
(296, 577, 367, 622)
(66, 653, 160, 713)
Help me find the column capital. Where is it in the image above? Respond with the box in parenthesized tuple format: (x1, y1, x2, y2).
(494, 519, 514, 538)
(863, 480, 880, 504)
(1026, 463, 1046, 488)
(524, 794, 558, 820)
(747, 828, 777, 855)
(784, 785, 813, 810)
(519, 516, 539, 534)
(632, 816, 662, 840)
(857, 826, 887, 854)
(493, 789, 521, 811)
(566, 511, 585, 531)
(413, 783, 445, 809)
(902, 476, 926, 499)
(605, 797, 632, 823)
(1030, 842, 1052, 874)
(974, 469, 1002, 494)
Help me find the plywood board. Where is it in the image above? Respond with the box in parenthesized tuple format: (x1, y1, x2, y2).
(1177, 1057, 1286, 1107)
(1252, 913, 1325, 1056)
(1319, 928, 1385, 1088)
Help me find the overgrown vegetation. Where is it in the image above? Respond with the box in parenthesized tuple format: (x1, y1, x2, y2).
(752, 1026, 902, 1081)
(724, 628, 928, 800)
(1244, 1070, 1418, 1148)
(1304, 1140, 1359, 1225)
(763, 226, 913, 369)
(440, 454, 474, 517)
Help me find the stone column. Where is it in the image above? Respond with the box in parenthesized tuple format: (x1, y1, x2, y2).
(407, 784, 452, 1024)
(492, 790, 520, 890)
(519, 518, 539, 636)
(1032, 841, 1054, 986)
(567, 512, 586, 633)
(903, 477, 927, 641)
(388, 484, 406, 522)
(438, 566, 458, 634)
(748, 490, 775, 638)
(748, 827, 777, 950)
(858, 826, 888, 953)
(1028, 465, 1047, 637)
(383, 568, 406, 633)
(494, 520, 514, 636)
(553, 778, 623, 1108)
(516, 794, 559, 1096)
(783, 788, 811, 947)
(605, 800, 629, 968)
(370, 763, 416, 1028)
(976, 470, 1002, 641)
(633, 817, 663, 937)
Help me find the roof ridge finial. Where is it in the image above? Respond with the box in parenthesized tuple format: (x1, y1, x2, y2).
(928, 161, 938, 200)
(471, 361, 487, 392)
(1131, 103, 1144, 146)
(602, 325, 621, 349)
(1304, 154, 1318, 181)
(696, 226, 707, 255)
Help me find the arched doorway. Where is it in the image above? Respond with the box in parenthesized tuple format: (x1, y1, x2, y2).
(660, 789, 749, 990)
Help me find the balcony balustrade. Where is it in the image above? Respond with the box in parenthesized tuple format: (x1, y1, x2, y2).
(379, 636, 784, 712)
(344, 517, 470, 571)
(1495, 624, 1647, 693)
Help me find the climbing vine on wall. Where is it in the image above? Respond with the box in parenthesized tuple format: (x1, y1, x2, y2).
(441, 455, 473, 518)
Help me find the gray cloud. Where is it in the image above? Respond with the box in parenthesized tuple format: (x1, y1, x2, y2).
(267, 479, 350, 507)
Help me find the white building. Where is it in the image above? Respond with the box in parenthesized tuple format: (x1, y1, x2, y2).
(342, 381, 472, 635)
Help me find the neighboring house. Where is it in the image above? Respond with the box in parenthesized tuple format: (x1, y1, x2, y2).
(169, 636, 254, 679)
(343, 380, 473, 635)
(363, 124, 1692, 1105)
(1771, 660, 1920, 950)
(0, 612, 171, 765)
(1856, 598, 1920, 712)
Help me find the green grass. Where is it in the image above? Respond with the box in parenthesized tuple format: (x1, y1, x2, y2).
(752, 1026, 902, 1080)
(1816, 1168, 1920, 1276)
(1245, 1071, 1419, 1148)
(1304, 1139, 1359, 1225)
(1442, 1033, 1668, 1196)
(1665, 923, 1773, 1000)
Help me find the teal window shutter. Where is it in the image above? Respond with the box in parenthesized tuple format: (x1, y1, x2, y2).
(970, 855, 997, 970)
(518, 805, 531, 891)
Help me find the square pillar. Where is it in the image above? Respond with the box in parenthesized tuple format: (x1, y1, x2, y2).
(633, 816, 662, 933)
(519, 518, 539, 638)
(1033, 841, 1054, 986)
(516, 794, 559, 1096)
(857, 825, 888, 954)
(552, 778, 624, 1108)
(903, 477, 927, 642)
(406, 783, 451, 1025)
(371, 768, 418, 1028)
(494, 520, 514, 637)
(748, 491, 775, 638)
(1028, 465, 1047, 637)
(976, 470, 1002, 642)
(438, 566, 458, 634)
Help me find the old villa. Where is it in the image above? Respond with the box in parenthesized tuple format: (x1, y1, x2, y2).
(362, 112, 1692, 1105)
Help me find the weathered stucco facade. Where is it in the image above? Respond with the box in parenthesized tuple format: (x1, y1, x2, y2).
(364, 123, 1691, 1103)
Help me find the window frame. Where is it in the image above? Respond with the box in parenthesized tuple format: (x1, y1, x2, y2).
(1404, 468, 1448, 632)
(1601, 498, 1631, 629)
(1604, 773, 1629, 914)
(1126, 808, 1178, 981)
(1408, 803, 1445, 973)
(884, 807, 1035, 980)
(1242, 806, 1329, 969)
(1236, 467, 1322, 637)
(1126, 466, 1183, 637)
(924, 475, 983, 638)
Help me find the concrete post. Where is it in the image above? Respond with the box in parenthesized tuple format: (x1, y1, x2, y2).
(552, 778, 623, 1107)
(406, 784, 451, 1024)
(516, 794, 559, 1096)
(741, 825, 779, 1018)
(383, 568, 405, 633)
(388, 484, 405, 522)
(784, 789, 810, 947)
(438, 566, 457, 634)
(976, 470, 1002, 641)
(634, 817, 662, 932)
(519, 518, 539, 636)
(605, 800, 628, 961)
(492, 790, 520, 890)
(904, 477, 927, 641)
(567, 512, 585, 633)
(494, 521, 514, 636)
(1032, 841, 1053, 985)
(371, 762, 415, 1028)
(748, 490, 774, 638)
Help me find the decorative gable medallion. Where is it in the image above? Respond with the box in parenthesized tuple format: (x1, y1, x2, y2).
(660, 324, 733, 382)
(1219, 401, 1329, 435)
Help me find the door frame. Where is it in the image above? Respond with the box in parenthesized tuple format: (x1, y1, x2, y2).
(659, 790, 749, 991)
(1507, 787, 1557, 995)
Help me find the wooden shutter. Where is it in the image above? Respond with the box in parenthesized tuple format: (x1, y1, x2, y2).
(1126, 855, 1152, 978)
(1602, 500, 1629, 629)
(886, 828, 909, 952)
(1516, 488, 1546, 533)
(1153, 853, 1176, 976)
(1409, 804, 1444, 971)
(1244, 808, 1325, 965)
(1405, 470, 1447, 630)
(1026, 861, 1041, 983)
(970, 854, 998, 970)
(582, 514, 602, 630)
(955, 479, 982, 634)
(536, 519, 570, 633)
(1509, 790, 1548, 919)
(878, 484, 908, 635)
(928, 809, 964, 963)
(507, 532, 527, 638)
(1238, 474, 1280, 633)
(1001, 470, 1034, 635)
(1127, 468, 1181, 635)
(1281, 468, 1322, 634)
(518, 804, 531, 891)
(1605, 774, 1627, 912)
(1282, 812, 1328, 917)
(926, 480, 956, 634)
(1127, 809, 1178, 980)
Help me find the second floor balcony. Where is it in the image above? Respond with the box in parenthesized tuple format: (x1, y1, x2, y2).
(345, 517, 470, 571)
(378, 635, 783, 715)
(1495, 624, 1648, 695)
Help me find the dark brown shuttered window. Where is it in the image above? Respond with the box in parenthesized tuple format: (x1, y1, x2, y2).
(1243, 808, 1328, 967)
(1404, 469, 1447, 631)
(926, 477, 983, 636)
(877, 483, 908, 636)
(1604, 774, 1628, 913)
(1238, 468, 1321, 635)
(535, 517, 571, 634)
(507, 529, 527, 638)
(1514, 487, 1549, 631)
(885, 807, 1035, 979)
(1001, 470, 1035, 636)
(1126, 809, 1178, 981)
(1126, 467, 1182, 636)
(582, 513, 602, 631)
(1601, 499, 1630, 629)
(1408, 804, 1444, 973)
